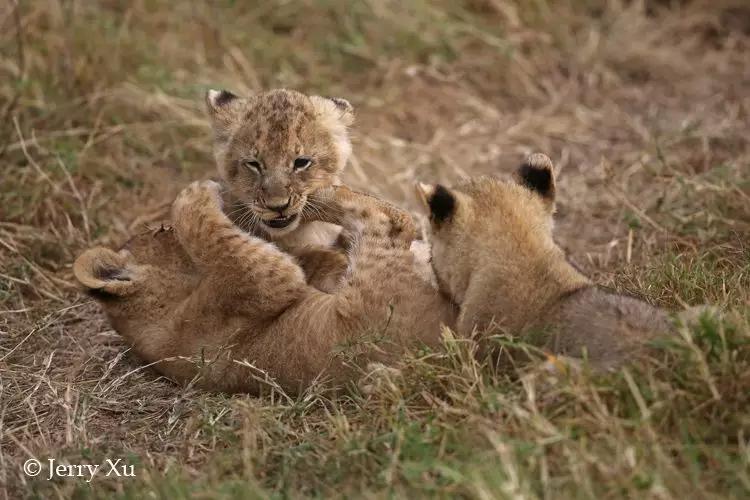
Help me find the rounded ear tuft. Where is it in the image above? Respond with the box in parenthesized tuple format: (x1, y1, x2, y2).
(516, 153, 556, 203)
(328, 97, 352, 113)
(206, 89, 239, 113)
(414, 182, 434, 210)
(311, 95, 354, 126)
(415, 182, 456, 223)
(205, 89, 244, 142)
(429, 185, 457, 222)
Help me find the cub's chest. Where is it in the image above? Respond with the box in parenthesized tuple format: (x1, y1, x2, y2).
(270, 221, 343, 251)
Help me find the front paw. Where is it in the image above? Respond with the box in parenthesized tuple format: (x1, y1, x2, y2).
(382, 206, 416, 246)
(304, 186, 347, 225)
(172, 180, 224, 221)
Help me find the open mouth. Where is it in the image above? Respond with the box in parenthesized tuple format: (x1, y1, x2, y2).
(262, 213, 299, 229)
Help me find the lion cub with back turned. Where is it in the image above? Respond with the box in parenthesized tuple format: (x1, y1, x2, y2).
(416, 153, 672, 369)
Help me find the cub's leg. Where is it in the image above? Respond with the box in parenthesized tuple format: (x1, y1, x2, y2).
(171, 180, 310, 315)
(313, 187, 423, 332)
(310, 186, 417, 248)
(289, 246, 348, 293)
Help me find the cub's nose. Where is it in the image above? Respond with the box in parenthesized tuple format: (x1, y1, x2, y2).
(266, 198, 291, 213)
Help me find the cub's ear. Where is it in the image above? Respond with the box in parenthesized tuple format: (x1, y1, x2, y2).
(205, 89, 241, 114)
(73, 248, 138, 298)
(415, 182, 456, 223)
(310, 95, 354, 126)
(515, 153, 556, 207)
(205, 89, 243, 138)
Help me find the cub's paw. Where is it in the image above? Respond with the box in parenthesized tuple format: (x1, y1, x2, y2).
(304, 186, 351, 226)
(383, 207, 417, 247)
(338, 189, 416, 246)
(172, 180, 224, 220)
(359, 203, 416, 248)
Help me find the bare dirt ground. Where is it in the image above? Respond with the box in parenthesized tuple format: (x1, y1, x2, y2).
(1, 1, 749, 498)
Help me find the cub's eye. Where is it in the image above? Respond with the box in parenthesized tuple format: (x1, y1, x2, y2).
(243, 160, 261, 173)
(293, 157, 312, 171)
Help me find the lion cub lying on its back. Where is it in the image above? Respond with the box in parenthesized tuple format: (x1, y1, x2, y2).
(74, 181, 456, 394)
(416, 153, 672, 369)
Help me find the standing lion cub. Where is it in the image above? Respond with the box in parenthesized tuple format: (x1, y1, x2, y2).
(416, 153, 673, 369)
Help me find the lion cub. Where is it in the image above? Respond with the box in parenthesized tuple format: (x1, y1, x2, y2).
(416, 153, 672, 369)
(206, 88, 352, 248)
(205, 88, 362, 291)
(74, 181, 456, 394)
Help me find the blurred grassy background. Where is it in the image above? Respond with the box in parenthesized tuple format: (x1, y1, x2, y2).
(1, 0, 749, 498)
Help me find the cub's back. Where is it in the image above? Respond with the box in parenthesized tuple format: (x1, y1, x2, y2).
(542, 287, 672, 369)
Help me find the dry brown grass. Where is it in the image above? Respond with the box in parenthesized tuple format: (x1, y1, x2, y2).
(1, 0, 749, 498)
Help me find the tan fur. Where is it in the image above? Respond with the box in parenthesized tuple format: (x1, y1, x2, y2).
(290, 245, 349, 293)
(417, 153, 672, 369)
(74, 181, 456, 394)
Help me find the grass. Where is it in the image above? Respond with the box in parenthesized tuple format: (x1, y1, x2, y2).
(1, 0, 749, 498)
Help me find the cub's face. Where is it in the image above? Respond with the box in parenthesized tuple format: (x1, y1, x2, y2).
(206, 88, 354, 237)
(415, 153, 558, 302)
